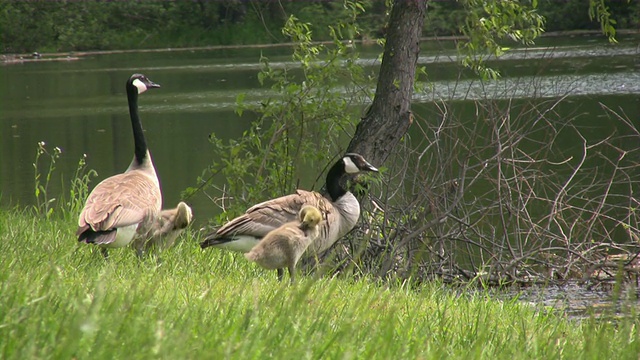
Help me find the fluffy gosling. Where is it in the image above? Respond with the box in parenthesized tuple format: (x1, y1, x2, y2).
(132, 201, 193, 257)
(244, 205, 322, 283)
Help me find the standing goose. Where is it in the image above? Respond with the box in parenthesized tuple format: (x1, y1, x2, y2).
(245, 205, 323, 283)
(77, 74, 162, 256)
(201, 153, 378, 255)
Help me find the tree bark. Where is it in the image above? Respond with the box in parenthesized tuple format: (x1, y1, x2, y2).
(346, 0, 427, 166)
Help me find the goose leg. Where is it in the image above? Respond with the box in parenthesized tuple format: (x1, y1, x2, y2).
(277, 268, 284, 282)
(100, 247, 109, 259)
(288, 264, 296, 285)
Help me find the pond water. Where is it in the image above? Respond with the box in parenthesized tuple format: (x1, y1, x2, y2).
(1, 33, 639, 316)
(2, 34, 638, 224)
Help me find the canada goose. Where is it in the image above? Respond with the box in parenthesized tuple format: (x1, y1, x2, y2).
(132, 201, 193, 256)
(77, 74, 162, 257)
(245, 205, 322, 283)
(201, 153, 378, 255)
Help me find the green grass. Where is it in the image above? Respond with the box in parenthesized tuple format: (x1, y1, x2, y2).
(1, 208, 639, 359)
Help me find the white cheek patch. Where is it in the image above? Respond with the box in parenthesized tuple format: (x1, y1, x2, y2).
(343, 156, 360, 174)
(132, 78, 148, 94)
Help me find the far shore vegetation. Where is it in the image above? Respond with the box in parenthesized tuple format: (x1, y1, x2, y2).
(1, 0, 638, 54)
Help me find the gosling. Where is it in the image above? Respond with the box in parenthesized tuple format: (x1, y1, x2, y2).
(244, 205, 322, 283)
(132, 201, 193, 257)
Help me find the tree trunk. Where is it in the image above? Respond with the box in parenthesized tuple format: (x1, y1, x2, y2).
(311, 0, 428, 273)
(346, 0, 427, 166)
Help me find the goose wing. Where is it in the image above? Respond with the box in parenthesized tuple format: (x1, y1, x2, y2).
(209, 189, 337, 240)
(77, 171, 161, 238)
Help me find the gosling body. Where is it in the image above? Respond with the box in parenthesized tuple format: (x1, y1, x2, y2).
(132, 201, 193, 256)
(244, 205, 323, 283)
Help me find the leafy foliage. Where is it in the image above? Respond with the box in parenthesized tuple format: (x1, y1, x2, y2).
(457, 0, 545, 79)
(1, 0, 636, 53)
(187, 2, 375, 224)
(588, 0, 619, 43)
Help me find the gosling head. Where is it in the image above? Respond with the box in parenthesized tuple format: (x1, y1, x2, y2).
(298, 205, 323, 229)
(175, 202, 193, 229)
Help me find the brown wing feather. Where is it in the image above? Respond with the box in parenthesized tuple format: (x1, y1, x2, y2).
(213, 189, 337, 240)
(78, 170, 161, 233)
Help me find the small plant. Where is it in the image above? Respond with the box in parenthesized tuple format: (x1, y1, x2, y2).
(63, 153, 98, 221)
(32, 141, 97, 220)
(32, 141, 62, 218)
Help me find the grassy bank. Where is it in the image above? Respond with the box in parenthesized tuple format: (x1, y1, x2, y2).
(1, 208, 639, 359)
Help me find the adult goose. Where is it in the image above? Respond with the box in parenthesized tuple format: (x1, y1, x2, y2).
(77, 74, 162, 257)
(200, 153, 378, 255)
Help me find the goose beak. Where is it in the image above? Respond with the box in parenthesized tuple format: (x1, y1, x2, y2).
(147, 80, 161, 89)
(363, 162, 378, 172)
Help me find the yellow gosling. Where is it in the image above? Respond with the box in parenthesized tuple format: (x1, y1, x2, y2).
(132, 202, 193, 257)
(244, 205, 322, 283)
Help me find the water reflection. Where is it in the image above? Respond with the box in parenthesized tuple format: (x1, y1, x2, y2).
(0, 35, 638, 224)
(500, 281, 639, 320)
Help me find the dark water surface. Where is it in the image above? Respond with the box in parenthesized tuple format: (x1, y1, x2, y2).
(2, 34, 638, 224)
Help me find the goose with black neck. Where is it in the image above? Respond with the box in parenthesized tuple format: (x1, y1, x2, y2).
(201, 153, 379, 256)
(77, 74, 162, 257)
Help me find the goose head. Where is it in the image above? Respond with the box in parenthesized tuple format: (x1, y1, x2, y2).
(326, 153, 378, 201)
(128, 73, 161, 95)
(342, 153, 379, 174)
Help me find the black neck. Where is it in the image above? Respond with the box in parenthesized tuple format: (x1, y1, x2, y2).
(127, 85, 147, 165)
(326, 159, 347, 201)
